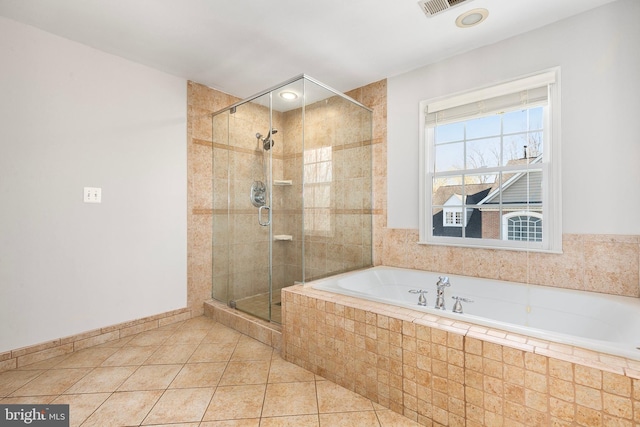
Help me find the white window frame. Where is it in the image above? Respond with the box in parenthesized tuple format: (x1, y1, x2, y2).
(418, 68, 562, 253)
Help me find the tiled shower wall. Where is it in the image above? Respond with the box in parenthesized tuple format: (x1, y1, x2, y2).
(283, 93, 373, 282)
(187, 80, 376, 313)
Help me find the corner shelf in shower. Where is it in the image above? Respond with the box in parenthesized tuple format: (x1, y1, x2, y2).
(274, 235, 293, 241)
(273, 180, 293, 186)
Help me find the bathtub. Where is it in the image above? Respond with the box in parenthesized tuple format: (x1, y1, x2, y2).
(310, 266, 640, 361)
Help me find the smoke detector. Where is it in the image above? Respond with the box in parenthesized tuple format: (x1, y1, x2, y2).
(417, 0, 473, 17)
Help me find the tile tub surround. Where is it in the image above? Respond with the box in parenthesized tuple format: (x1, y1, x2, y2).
(382, 230, 640, 298)
(282, 285, 640, 426)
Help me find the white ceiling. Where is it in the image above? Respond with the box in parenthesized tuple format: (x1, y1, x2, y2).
(0, 0, 619, 98)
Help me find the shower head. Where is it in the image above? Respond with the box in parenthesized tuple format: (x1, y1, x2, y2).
(262, 128, 277, 151)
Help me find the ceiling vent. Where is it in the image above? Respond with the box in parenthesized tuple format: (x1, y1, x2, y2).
(417, 0, 472, 17)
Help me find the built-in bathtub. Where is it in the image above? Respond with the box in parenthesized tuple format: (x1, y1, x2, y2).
(282, 266, 640, 426)
(311, 266, 640, 361)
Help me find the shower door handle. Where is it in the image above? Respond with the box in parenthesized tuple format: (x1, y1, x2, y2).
(258, 205, 271, 226)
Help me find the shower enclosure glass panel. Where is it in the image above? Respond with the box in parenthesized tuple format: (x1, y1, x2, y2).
(212, 75, 372, 323)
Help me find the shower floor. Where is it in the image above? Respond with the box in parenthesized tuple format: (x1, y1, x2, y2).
(235, 288, 282, 324)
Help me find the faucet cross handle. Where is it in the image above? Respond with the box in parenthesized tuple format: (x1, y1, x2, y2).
(451, 296, 474, 314)
(437, 276, 450, 288)
(408, 289, 428, 306)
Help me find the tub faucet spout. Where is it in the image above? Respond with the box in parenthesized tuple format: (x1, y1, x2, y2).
(435, 276, 450, 310)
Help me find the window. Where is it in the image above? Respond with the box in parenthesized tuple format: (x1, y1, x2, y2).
(444, 210, 462, 227)
(303, 146, 332, 236)
(503, 212, 543, 242)
(419, 69, 562, 252)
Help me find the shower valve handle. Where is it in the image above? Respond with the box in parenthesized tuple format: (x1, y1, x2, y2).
(258, 205, 271, 226)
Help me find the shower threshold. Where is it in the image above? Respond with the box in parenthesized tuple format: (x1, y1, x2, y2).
(234, 289, 282, 324)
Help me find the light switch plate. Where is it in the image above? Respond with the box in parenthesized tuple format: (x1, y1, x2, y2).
(84, 187, 101, 203)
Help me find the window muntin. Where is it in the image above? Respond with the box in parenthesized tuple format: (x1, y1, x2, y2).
(419, 70, 561, 252)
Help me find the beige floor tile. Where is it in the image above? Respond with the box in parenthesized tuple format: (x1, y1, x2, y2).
(0, 316, 423, 427)
(143, 424, 199, 427)
(259, 414, 320, 426)
(118, 364, 182, 391)
(142, 424, 199, 427)
(144, 344, 198, 365)
(127, 329, 175, 346)
(189, 342, 237, 363)
(142, 387, 215, 425)
(51, 392, 110, 427)
(94, 335, 135, 348)
(316, 380, 374, 413)
(63, 366, 136, 393)
(268, 356, 315, 383)
(10, 368, 91, 396)
(231, 336, 273, 361)
(16, 354, 70, 370)
(0, 395, 57, 404)
(262, 382, 318, 417)
(100, 345, 158, 366)
(376, 409, 422, 426)
(80, 390, 163, 427)
(201, 326, 242, 344)
(200, 419, 260, 426)
(203, 384, 266, 421)
(166, 328, 209, 345)
(0, 369, 44, 397)
(170, 362, 227, 388)
(201, 326, 243, 344)
(219, 360, 270, 386)
(177, 316, 218, 330)
(54, 347, 118, 368)
(319, 411, 381, 427)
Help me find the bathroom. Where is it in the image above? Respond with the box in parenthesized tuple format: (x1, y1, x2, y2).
(1, 0, 639, 426)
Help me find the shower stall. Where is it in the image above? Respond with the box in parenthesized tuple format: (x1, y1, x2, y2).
(211, 75, 373, 323)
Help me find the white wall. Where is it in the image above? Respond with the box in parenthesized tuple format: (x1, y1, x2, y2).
(387, 0, 640, 235)
(0, 17, 187, 352)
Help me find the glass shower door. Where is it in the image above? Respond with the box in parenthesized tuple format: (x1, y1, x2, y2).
(227, 92, 274, 322)
(212, 74, 371, 324)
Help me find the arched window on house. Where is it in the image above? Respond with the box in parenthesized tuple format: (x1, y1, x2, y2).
(502, 211, 543, 242)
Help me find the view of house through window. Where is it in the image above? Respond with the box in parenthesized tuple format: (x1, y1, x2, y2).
(303, 146, 332, 236)
(420, 70, 561, 251)
(432, 106, 543, 241)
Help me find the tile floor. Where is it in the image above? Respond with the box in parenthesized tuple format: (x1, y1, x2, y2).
(0, 316, 420, 426)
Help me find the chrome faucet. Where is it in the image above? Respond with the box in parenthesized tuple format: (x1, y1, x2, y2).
(408, 289, 428, 306)
(452, 296, 473, 314)
(434, 276, 450, 310)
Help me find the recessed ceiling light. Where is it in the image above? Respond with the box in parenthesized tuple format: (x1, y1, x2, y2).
(456, 8, 488, 28)
(279, 91, 298, 100)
